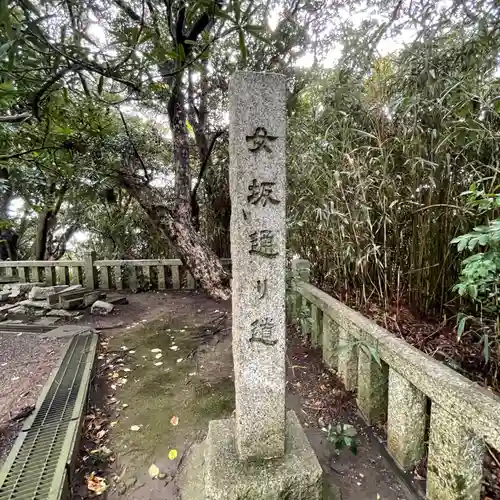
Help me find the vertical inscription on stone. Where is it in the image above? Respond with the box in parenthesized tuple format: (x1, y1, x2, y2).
(230, 72, 286, 460)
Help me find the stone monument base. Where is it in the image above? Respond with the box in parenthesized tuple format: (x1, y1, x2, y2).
(183, 410, 329, 500)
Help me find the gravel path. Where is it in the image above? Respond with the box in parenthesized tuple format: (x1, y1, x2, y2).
(0, 332, 69, 460)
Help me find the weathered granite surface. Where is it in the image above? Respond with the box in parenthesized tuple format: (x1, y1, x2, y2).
(357, 344, 388, 425)
(310, 303, 323, 347)
(387, 368, 426, 470)
(322, 315, 338, 371)
(337, 324, 358, 392)
(203, 411, 326, 500)
(229, 72, 287, 460)
(427, 403, 483, 500)
(28, 285, 68, 300)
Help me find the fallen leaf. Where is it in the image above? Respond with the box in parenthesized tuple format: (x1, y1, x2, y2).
(155, 353, 163, 359)
(128, 350, 136, 354)
(11, 376, 19, 381)
(170, 416, 179, 426)
(122, 403, 129, 408)
(87, 472, 108, 495)
(117, 378, 127, 385)
(188, 372, 196, 376)
(96, 429, 107, 440)
(90, 446, 113, 458)
(130, 425, 141, 431)
(148, 463, 160, 479)
(176, 358, 183, 363)
(151, 348, 162, 353)
(154, 362, 163, 366)
(168, 449, 178, 460)
(110, 421, 118, 427)
(170, 346, 179, 351)
(123, 368, 131, 372)
(121, 346, 128, 351)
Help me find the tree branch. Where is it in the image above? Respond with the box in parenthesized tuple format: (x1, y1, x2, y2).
(0, 112, 31, 123)
(0, 146, 61, 161)
(112, 0, 141, 21)
(33, 64, 82, 119)
(118, 110, 150, 182)
(191, 128, 226, 202)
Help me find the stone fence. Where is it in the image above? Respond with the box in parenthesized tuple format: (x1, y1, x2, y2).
(291, 259, 500, 500)
(0, 252, 231, 291)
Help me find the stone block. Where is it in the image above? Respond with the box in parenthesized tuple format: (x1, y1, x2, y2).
(106, 294, 128, 305)
(427, 403, 483, 500)
(310, 303, 323, 347)
(91, 300, 114, 315)
(8, 306, 28, 315)
(357, 345, 388, 425)
(387, 368, 426, 470)
(337, 324, 358, 392)
(4, 282, 43, 298)
(47, 309, 81, 318)
(29, 285, 68, 300)
(0, 291, 11, 302)
(322, 315, 339, 371)
(203, 411, 325, 500)
(60, 297, 84, 310)
(83, 291, 106, 307)
(48, 284, 83, 305)
(0, 303, 17, 312)
(19, 299, 51, 309)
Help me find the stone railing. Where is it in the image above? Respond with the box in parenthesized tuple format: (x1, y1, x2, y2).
(0, 252, 231, 291)
(290, 259, 500, 500)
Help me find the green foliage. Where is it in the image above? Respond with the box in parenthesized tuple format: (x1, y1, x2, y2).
(451, 188, 500, 362)
(451, 223, 500, 308)
(323, 422, 358, 455)
(288, 29, 500, 316)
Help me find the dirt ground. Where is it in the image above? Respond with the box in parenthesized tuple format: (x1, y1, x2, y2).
(0, 332, 69, 462)
(73, 291, 416, 500)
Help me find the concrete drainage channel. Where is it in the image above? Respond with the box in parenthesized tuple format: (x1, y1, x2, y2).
(0, 326, 98, 500)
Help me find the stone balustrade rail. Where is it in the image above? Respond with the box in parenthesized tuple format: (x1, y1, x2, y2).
(291, 259, 500, 500)
(0, 252, 231, 291)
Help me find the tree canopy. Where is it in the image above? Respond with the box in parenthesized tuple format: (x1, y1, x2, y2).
(0, 0, 499, 315)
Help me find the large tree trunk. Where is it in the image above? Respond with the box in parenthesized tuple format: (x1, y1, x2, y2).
(119, 169, 230, 300)
(33, 209, 51, 260)
(116, 1, 229, 300)
(0, 168, 19, 260)
(188, 66, 231, 257)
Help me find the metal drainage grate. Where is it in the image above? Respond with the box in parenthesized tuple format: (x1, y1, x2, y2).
(0, 331, 98, 500)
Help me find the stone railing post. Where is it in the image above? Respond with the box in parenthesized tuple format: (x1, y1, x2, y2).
(427, 404, 484, 500)
(310, 303, 323, 346)
(83, 251, 97, 290)
(357, 345, 389, 425)
(387, 368, 426, 470)
(337, 322, 358, 391)
(290, 259, 310, 326)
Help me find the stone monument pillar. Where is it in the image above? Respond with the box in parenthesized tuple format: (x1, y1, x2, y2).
(230, 71, 287, 461)
(189, 72, 325, 500)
